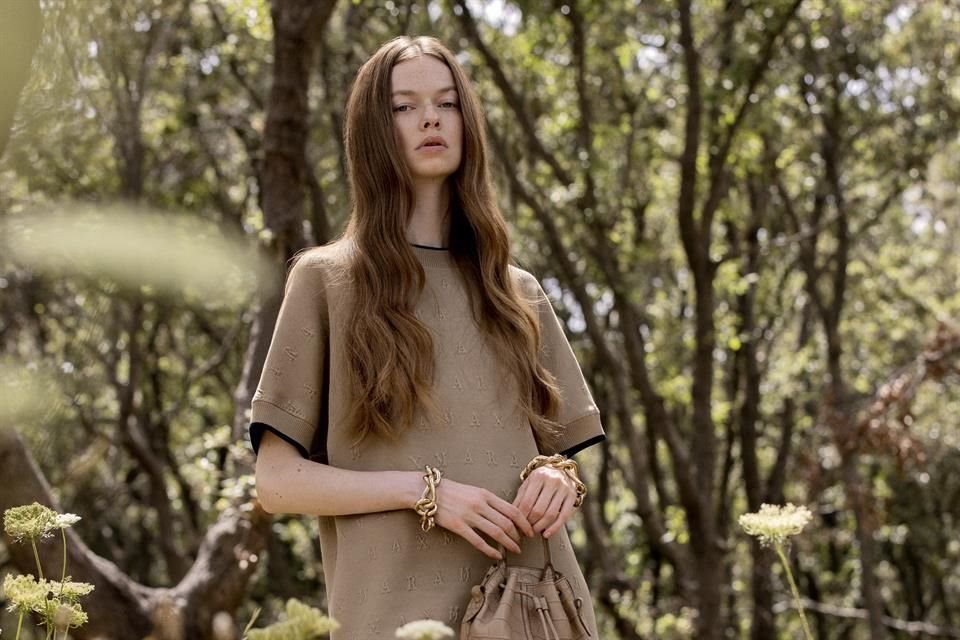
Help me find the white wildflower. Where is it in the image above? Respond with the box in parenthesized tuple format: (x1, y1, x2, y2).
(3, 574, 48, 614)
(739, 503, 813, 547)
(395, 619, 455, 640)
(48, 578, 95, 602)
(245, 598, 338, 639)
(3, 503, 58, 541)
(54, 513, 81, 528)
(49, 601, 88, 630)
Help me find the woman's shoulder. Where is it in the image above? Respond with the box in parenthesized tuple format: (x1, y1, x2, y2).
(290, 238, 355, 278)
(507, 263, 543, 300)
(282, 240, 356, 300)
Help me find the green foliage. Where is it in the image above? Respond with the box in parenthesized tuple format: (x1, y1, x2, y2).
(2, 0, 959, 637)
(243, 599, 337, 640)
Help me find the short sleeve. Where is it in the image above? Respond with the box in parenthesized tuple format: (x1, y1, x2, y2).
(248, 254, 329, 460)
(528, 276, 606, 456)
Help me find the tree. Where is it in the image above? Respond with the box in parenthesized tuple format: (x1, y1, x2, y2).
(2, 1, 960, 637)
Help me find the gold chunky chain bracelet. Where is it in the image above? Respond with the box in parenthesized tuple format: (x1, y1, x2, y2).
(519, 454, 587, 508)
(414, 465, 443, 532)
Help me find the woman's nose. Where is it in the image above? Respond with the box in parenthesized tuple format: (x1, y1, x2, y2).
(421, 106, 440, 128)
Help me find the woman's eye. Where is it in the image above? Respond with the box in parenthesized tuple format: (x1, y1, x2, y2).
(393, 105, 412, 113)
(440, 101, 459, 109)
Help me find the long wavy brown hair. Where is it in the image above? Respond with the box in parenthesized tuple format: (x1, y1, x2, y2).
(340, 36, 561, 448)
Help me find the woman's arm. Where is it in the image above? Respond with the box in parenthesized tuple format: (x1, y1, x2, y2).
(255, 430, 535, 559)
(255, 430, 423, 515)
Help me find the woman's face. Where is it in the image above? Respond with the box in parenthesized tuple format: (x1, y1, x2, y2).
(390, 55, 464, 184)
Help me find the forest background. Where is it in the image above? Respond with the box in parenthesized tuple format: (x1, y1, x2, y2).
(1, 0, 959, 638)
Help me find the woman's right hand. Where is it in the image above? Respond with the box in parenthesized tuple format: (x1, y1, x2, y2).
(433, 479, 535, 560)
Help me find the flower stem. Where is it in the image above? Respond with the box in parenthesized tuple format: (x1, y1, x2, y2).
(31, 538, 45, 581)
(774, 543, 814, 640)
(60, 527, 68, 596)
(16, 610, 24, 640)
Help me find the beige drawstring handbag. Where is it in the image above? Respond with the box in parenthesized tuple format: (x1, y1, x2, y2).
(460, 537, 592, 640)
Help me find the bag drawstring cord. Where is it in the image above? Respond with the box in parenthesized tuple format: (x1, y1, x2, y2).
(522, 592, 561, 640)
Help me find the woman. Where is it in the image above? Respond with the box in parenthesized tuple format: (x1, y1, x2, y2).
(249, 36, 605, 638)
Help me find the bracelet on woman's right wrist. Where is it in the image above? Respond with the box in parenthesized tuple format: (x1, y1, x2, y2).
(413, 465, 443, 532)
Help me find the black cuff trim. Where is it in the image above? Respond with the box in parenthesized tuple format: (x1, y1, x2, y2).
(249, 422, 310, 459)
(560, 433, 606, 458)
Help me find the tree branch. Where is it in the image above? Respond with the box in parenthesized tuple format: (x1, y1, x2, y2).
(451, 0, 573, 186)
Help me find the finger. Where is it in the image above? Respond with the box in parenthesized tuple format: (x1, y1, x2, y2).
(528, 487, 558, 531)
(472, 514, 522, 555)
(515, 481, 543, 520)
(456, 525, 502, 561)
(480, 505, 522, 551)
(512, 482, 527, 509)
(491, 496, 536, 538)
(543, 495, 576, 539)
(533, 490, 565, 533)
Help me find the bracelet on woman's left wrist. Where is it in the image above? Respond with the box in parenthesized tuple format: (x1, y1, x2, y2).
(520, 454, 587, 508)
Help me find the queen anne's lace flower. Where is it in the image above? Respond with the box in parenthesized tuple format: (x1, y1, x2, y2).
(3, 574, 47, 614)
(3, 503, 58, 542)
(54, 513, 81, 529)
(48, 601, 88, 630)
(245, 598, 338, 639)
(395, 619, 455, 640)
(739, 503, 813, 547)
(48, 578, 95, 603)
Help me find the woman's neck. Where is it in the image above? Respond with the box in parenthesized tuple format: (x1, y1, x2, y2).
(407, 179, 451, 247)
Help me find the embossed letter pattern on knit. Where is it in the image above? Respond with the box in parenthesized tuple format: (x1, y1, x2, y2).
(249, 241, 604, 638)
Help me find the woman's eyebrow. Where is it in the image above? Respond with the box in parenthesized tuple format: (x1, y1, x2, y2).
(391, 85, 457, 97)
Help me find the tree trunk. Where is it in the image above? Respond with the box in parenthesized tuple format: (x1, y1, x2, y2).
(231, 0, 338, 444)
(749, 543, 777, 640)
(842, 453, 887, 639)
(693, 546, 725, 638)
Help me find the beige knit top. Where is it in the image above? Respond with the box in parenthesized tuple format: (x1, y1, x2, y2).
(249, 240, 604, 639)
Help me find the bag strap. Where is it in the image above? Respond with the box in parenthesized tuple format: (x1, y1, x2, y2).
(498, 535, 553, 572)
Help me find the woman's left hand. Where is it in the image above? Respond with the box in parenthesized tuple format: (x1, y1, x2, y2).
(512, 465, 578, 538)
